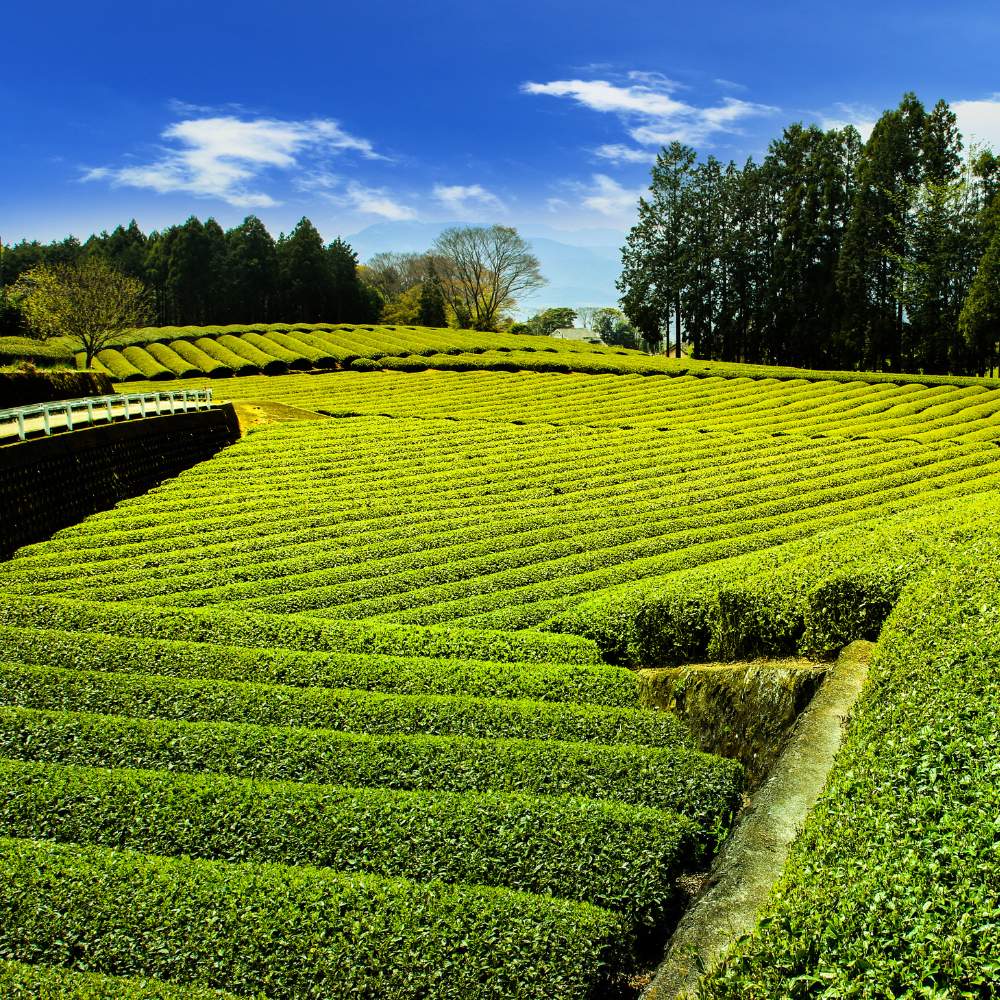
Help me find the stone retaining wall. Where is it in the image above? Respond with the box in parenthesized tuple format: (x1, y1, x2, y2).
(0, 405, 240, 559)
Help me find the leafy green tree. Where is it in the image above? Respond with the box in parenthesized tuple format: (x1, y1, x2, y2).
(523, 306, 577, 336)
(591, 307, 641, 349)
(13, 258, 150, 367)
(381, 284, 423, 324)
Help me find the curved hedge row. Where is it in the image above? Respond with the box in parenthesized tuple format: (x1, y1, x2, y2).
(695, 545, 1000, 994)
(0, 837, 625, 999)
(551, 490, 993, 666)
(0, 595, 602, 664)
(0, 708, 743, 819)
(0, 626, 640, 707)
(0, 662, 687, 746)
(0, 960, 246, 999)
(0, 758, 696, 921)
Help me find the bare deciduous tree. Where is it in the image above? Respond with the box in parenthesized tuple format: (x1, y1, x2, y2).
(363, 252, 428, 300)
(432, 226, 545, 330)
(13, 257, 151, 368)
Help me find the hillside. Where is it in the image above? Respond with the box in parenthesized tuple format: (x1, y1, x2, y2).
(0, 326, 997, 996)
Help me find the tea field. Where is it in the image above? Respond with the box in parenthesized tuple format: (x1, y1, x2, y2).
(0, 325, 998, 997)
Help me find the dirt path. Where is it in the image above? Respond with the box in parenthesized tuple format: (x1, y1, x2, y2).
(644, 641, 872, 999)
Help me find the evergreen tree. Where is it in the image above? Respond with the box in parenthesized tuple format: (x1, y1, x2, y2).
(417, 259, 447, 327)
(838, 93, 927, 371)
(328, 237, 365, 323)
(959, 195, 1000, 374)
(619, 142, 696, 355)
(277, 218, 333, 322)
(225, 215, 278, 323)
(164, 217, 222, 326)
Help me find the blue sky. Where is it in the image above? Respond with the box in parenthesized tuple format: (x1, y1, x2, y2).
(4, 0, 1000, 250)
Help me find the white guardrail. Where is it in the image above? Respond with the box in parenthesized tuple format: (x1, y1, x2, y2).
(0, 390, 214, 442)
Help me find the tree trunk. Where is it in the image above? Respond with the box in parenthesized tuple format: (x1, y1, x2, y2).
(675, 295, 682, 359)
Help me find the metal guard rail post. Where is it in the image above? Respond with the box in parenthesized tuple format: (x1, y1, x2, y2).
(0, 389, 213, 443)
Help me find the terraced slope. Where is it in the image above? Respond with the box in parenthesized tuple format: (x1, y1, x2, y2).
(125, 368, 1000, 445)
(66, 323, 631, 380)
(3, 351, 1000, 995)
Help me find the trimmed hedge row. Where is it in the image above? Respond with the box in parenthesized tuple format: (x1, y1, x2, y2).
(695, 544, 1000, 994)
(0, 662, 688, 746)
(0, 595, 603, 665)
(0, 758, 697, 921)
(0, 960, 247, 999)
(0, 708, 744, 819)
(0, 837, 625, 999)
(124, 366, 1000, 446)
(0, 626, 641, 707)
(550, 491, 994, 667)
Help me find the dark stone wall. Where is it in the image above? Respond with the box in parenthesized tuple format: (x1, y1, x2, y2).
(0, 405, 241, 559)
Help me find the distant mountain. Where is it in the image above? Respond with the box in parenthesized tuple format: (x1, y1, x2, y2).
(346, 221, 625, 315)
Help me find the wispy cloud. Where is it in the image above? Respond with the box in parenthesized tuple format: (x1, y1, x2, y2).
(592, 143, 658, 164)
(818, 102, 879, 142)
(433, 183, 506, 216)
(82, 114, 382, 208)
(522, 73, 778, 150)
(342, 181, 417, 220)
(952, 95, 1000, 152)
(577, 174, 645, 218)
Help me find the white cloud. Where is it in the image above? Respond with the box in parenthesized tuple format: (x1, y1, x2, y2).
(818, 103, 879, 142)
(343, 182, 417, 220)
(593, 143, 656, 164)
(578, 174, 644, 218)
(522, 78, 687, 118)
(433, 183, 506, 216)
(523, 75, 778, 150)
(82, 114, 381, 207)
(952, 95, 1000, 152)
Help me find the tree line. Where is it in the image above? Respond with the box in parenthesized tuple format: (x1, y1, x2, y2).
(1, 220, 547, 338)
(0, 216, 382, 336)
(619, 93, 1000, 375)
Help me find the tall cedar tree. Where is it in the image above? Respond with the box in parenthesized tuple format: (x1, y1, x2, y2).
(619, 141, 696, 354)
(417, 260, 448, 327)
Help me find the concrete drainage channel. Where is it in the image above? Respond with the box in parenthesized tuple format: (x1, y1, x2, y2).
(638, 641, 872, 999)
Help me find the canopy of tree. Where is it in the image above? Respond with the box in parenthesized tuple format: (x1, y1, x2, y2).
(432, 226, 545, 331)
(0, 216, 381, 336)
(512, 307, 577, 336)
(12, 258, 150, 367)
(619, 94, 1000, 376)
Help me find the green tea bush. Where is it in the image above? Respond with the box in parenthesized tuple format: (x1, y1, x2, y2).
(0, 960, 247, 999)
(0, 662, 687, 746)
(0, 758, 697, 920)
(0, 707, 743, 819)
(0, 837, 625, 999)
(0, 626, 641, 707)
(0, 595, 602, 664)
(696, 553, 1000, 995)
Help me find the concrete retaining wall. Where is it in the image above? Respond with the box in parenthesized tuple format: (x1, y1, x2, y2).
(0, 405, 240, 559)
